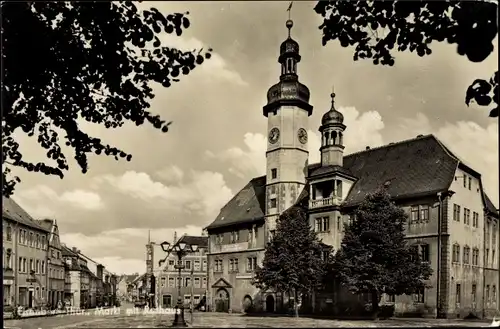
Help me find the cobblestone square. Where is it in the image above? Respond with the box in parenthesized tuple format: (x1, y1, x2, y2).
(4, 311, 493, 329)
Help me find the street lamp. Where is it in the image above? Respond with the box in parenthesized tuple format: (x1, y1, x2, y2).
(160, 240, 199, 327)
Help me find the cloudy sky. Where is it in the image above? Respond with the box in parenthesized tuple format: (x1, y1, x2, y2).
(10, 1, 498, 274)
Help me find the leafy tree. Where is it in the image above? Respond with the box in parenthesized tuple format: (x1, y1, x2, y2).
(333, 188, 432, 318)
(252, 205, 332, 317)
(314, 1, 498, 118)
(2, 2, 212, 197)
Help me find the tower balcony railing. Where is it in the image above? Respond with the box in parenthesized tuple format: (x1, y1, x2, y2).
(309, 196, 342, 209)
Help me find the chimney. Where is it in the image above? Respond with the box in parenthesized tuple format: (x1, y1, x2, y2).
(389, 142, 394, 145)
(366, 146, 370, 150)
(416, 134, 424, 138)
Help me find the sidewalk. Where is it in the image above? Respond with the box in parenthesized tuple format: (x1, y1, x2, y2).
(3, 306, 114, 320)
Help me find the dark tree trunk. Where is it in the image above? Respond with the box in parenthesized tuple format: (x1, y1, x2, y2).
(371, 290, 380, 319)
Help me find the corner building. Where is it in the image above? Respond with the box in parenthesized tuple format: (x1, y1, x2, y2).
(204, 19, 499, 318)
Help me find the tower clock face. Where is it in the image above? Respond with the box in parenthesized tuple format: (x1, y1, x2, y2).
(298, 128, 308, 144)
(268, 127, 280, 144)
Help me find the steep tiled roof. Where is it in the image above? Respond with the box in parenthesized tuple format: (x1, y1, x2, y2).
(206, 176, 266, 230)
(205, 135, 490, 230)
(35, 219, 54, 231)
(342, 134, 458, 206)
(484, 193, 499, 218)
(178, 235, 209, 249)
(2, 197, 50, 232)
(61, 245, 78, 257)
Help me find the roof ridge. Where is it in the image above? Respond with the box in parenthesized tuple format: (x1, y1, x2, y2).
(344, 134, 434, 158)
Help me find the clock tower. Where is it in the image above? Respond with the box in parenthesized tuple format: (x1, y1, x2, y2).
(263, 18, 313, 233)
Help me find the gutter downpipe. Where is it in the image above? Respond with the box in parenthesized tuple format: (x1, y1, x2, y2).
(436, 192, 442, 319)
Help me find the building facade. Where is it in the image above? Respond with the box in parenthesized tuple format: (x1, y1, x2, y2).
(204, 18, 499, 318)
(3, 197, 50, 309)
(117, 274, 139, 301)
(154, 235, 209, 309)
(37, 219, 65, 308)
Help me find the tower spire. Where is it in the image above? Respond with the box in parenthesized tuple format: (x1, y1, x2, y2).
(319, 88, 346, 167)
(148, 229, 151, 244)
(331, 85, 336, 107)
(286, 2, 294, 38)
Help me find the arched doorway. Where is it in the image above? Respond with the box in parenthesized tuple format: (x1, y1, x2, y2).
(215, 288, 230, 313)
(242, 295, 253, 313)
(266, 294, 275, 313)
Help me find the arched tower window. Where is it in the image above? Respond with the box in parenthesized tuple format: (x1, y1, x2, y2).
(324, 131, 330, 146)
(339, 132, 343, 145)
(332, 131, 338, 145)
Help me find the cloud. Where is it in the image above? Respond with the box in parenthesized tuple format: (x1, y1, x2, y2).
(61, 225, 204, 274)
(155, 165, 184, 184)
(157, 34, 247, 86)
(95, 169, 233, 220)
(208, 106, 385, 178)
(15, 186, 104, 217)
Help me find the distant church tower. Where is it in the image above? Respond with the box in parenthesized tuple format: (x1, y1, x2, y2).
(263, 17, 313, 227)
(319, 92, 345, 167)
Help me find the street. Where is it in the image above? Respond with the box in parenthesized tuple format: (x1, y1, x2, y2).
(3, 311, 493, 329)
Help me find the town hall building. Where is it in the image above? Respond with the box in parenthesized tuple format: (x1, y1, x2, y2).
(204, 18, 499, 318)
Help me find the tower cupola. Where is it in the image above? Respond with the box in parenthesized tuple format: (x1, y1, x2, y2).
(319, 92, 346, 167)
(263, 19, 313, 117)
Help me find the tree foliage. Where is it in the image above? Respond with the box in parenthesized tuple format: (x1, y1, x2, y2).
(333, 188, 432, 316)
(252, 205, 332, 313)
(2, 1, 212, 197)
(314, 0, 498, 118)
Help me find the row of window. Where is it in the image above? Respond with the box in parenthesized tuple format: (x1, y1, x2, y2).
(50, 249, 62, 260)
(19, 229, 48, 249)
(166, 259, 207, 271)
(385, 283, 498, 305)
(456, 283, 497, 305)
(214, 228, 259, 245)
(452, 244, 494, 266)
(160, 276, 207, 288)
(485, 220, 497, 248)
(410, 205, 430, 224)
(453, 204, 480, 228)
(410, 244, 430, 262)
(457, 174, 476, 192)
(17, 257, 46, 274)
(314, 216, 344, 233)
(214, 257, 257, 273)
(49, 267, 64, 280)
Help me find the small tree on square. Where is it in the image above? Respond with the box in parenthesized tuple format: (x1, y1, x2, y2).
(252, 204, 333, 317)
(333, 188, 433, 318)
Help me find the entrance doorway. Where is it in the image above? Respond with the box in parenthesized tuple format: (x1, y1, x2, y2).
(242, 295, 253, 312)
(162, 295, 172, 308)
(28, 290, 33, 308)
(215, 288, 230, 313)
(266, 295, 275, 313)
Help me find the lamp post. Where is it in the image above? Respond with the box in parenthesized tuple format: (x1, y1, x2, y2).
(160, 240, 199, 327)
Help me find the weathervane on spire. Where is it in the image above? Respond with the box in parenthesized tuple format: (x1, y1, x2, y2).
(286, 1, 294, 37)
(331, 85, 336, 106)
